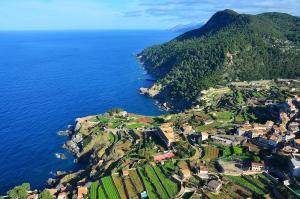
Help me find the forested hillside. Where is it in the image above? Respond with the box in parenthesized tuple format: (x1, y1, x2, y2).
(139, 9, 300, 110)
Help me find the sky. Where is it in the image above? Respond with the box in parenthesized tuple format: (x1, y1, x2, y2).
(0, 0, 299, 30)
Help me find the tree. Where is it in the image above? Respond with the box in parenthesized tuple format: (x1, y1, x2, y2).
(223, 146, 232, 157)
(232, 146, 243, 155)
(39, 190, 54, 199)
(252, 155, 261, 163)
(7, 183, 30, 199)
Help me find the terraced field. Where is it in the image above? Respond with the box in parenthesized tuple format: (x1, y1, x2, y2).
(98, 186, 107, 199)
(227, 175, 267, 196)
(90, 182, 99, 199)
(129, 169, 144, 193)
(96, 165, 179, 199)
(138, 168, 159, 199)
(101, 176, 120, 199)
(202, 145, 219, 161)
(145, 165, 170, 199)
(112, 174, 127, 199)
(124, 176, 138, 198)
(153, 166, 179, 198)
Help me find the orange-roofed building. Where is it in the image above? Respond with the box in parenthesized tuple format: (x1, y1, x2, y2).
(251, 162, 265, 171)
(47, 189, 58, 196)
(294, 139, 300, 150)
(268, 135, 281, 147)
(157, 123, 176, 147)
(199, 166, 208, 175)
(122, 169, 129, 176)
(77, 187, 88, 199)
(27, 194, 38, 199)
(251, 129, 267, 138)
(154, 152, 175, 163)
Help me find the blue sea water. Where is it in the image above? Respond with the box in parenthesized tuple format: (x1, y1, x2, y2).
(0, 30, 176, 194)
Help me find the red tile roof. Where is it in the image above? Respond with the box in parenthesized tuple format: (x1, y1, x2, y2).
(154, 152, 175, 162)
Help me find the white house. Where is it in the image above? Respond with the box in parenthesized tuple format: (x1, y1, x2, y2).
(289, 155, 300, 176)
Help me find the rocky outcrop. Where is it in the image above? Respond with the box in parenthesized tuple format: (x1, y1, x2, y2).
(139, 83, 162, 97)
(63, 134, 82, 157)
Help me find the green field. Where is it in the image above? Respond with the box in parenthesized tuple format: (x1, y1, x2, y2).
(227, 175, 267, 196)
(145, 165, 169, 199)
(98, 186, 107, 199)
(126, 123, 146, 130)
(112, 174, 127, 199)
(90, 181, 99, 199)
(138, 168, 159, 199)
(153, 166, 179, 197)
(101, 176, 120, 199)
(129, 169, 144, 193)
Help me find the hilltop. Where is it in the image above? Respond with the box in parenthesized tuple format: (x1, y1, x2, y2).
(139, 9, 300, 110)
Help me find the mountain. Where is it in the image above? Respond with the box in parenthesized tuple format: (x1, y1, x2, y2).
(169, 23, 203, 33)
(139, 9, 300, 110)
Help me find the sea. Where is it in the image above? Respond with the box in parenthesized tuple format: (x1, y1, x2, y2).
(0, 30, 176, 194)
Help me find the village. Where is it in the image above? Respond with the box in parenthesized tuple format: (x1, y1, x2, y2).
(3, 80, 300, 199)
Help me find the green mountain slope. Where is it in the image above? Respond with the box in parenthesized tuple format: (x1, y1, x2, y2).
(139, 9, 300, 110)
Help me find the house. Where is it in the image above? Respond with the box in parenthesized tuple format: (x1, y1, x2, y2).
(273, 124, 287, 134)
(181, 124, 195, 134)
(122, 169, 129, 176)
(294, 139, 300, 150)
(282, 146, 298, 154)
(258, 136, 269, 145)
(284, 133, 296, 142)
(207, 180, 222, 192)
(210, 136, 233, 145)
(77, 186, 88, 199)
(236, 122, 252, 136)
(153, 152, 175, 163)
(157, 123, 176, 147)
(238, 121, 273, 137)
(200, 132, 209, 141)
(27, 194, 38, 199)
(268, 135, 281, 147)
(288, 122, 299, 133)
(199, 166, 208, 175)
(47, 189, 58, 197)
(289, 155, 300, 176)
(57, 192, 67, 199)
(280, 112, 290, 125)
(251, 162, 265, 172)
(250, 129, 268, 138)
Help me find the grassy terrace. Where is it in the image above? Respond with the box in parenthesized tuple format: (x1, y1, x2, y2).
(145, 165, 169, 199)
(101, 176, 120, 199)
(129, 169, 144, 193)
(98, 186, 107, 199)
(124, 176, 138, 198)
(153, 166, 179, 198)
(112, 174, 127, 199)
(138, 168, 159, 199)
(227, 175, 267, 196)
(202, 145, 219, 161)
(90, 182, 99, 199)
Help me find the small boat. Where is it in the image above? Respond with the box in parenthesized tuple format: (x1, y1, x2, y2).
(55, 153, 67, 160)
